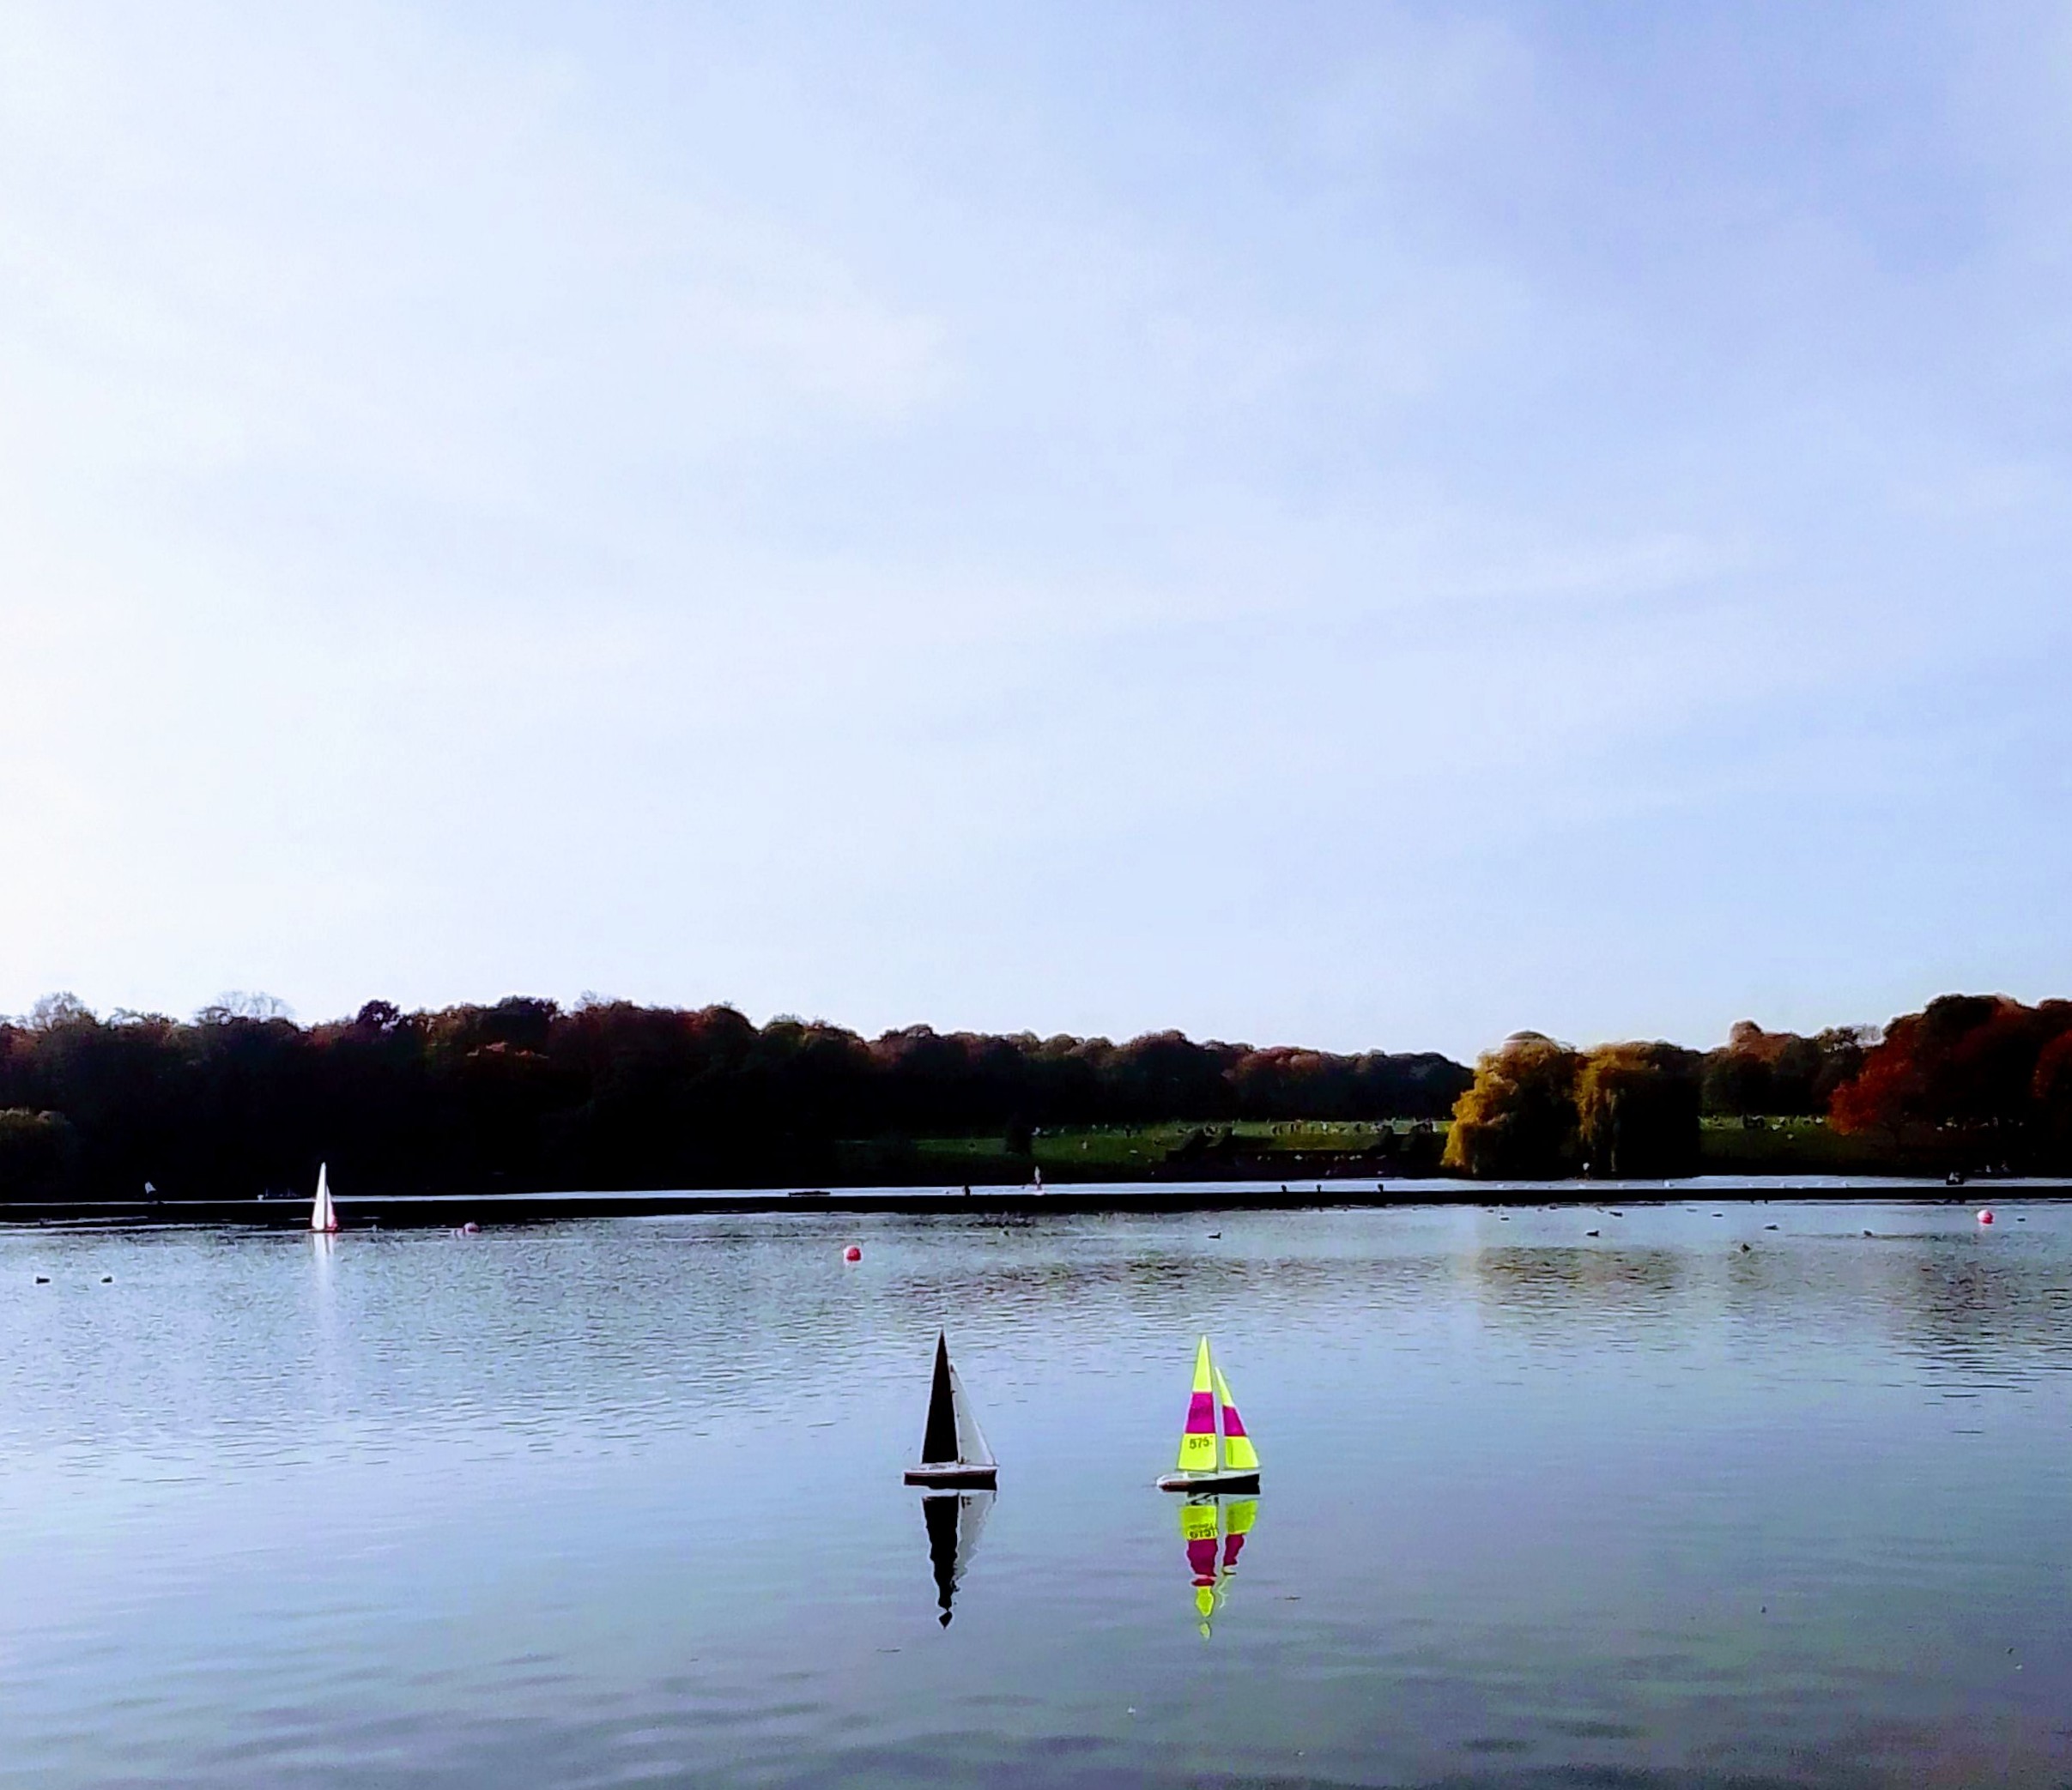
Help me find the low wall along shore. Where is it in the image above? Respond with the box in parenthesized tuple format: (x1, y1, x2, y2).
(1, 1181, 2062, 1228)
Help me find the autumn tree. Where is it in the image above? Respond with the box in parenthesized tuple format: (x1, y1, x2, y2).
(0, 1109, 75, 1195)
(1443, 1033, 1580, 1178)
(2033, 1032, 2072, 1166)
(1701, 1021, 1870, 1116)
(1577, 1043, 1701, 1177)
(1829, 995, 2072, 1164)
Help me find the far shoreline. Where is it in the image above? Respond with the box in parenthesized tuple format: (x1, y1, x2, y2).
(0, 1178, 2060, 1229)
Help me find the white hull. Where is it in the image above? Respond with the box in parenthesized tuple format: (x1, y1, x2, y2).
(904, 1463, 998, 1488)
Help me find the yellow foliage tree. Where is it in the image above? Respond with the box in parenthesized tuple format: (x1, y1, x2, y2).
(1575, 1043, 1702, 1178)
(1443, 1034, 1579, 1177)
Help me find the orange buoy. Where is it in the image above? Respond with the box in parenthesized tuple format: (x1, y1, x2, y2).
(1978, 1209, 1995, 1225)
(844, 1243, 863, 1261)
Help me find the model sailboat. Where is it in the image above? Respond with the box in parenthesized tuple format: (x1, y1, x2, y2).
(903, 1331, 997, 1488)
(310, 1162, 339, 1234)
(1155, 1335, 1259, 1493)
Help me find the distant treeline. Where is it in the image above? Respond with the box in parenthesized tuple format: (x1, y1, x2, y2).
(3, 989, 2065, 1198)
(0, 994, 1469, 1199)
(1446, 996, 2072, 1178)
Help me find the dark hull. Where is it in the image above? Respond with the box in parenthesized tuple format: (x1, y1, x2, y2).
(1157, 1471, 1260, 1494)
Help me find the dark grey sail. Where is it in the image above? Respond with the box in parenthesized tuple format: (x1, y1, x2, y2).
(922, 1332, 959, 1466)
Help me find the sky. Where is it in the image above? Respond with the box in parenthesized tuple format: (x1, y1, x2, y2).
(0, 1, 2068, 1060)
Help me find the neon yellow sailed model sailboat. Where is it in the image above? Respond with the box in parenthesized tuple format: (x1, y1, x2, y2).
(1179, 1492, 1258, 1636)
(1155, 1336, 1260, 1493)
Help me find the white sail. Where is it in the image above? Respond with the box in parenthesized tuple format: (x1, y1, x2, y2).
(311, 1162, 337, 1233)
(947, 1359, 994, 1468)
(952, 1488, 993, 1582)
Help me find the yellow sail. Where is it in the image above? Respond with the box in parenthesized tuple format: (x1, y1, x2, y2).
(1213, 1497, 1258, 1630)
(1180, 1498, 1220, 1631)
(1176, 1336, 1217, 1473)
(1213, 1364, 1257, 1473)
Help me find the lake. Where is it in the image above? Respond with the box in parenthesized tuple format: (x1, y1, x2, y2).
(3, 1199, 2069, 1787)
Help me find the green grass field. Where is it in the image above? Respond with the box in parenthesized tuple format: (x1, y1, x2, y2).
(1034, 1119, 1414, 1167)
(894, 1119, 1437, 1177)
(1694, 1114, 1903, 1173)
(888, 1115, 1907, 1179)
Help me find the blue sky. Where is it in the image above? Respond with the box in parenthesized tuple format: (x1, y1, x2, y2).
(0, 2, 2066, 1058)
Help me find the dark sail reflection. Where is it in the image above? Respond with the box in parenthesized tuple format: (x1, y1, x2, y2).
(921, 1489, 993, 1626)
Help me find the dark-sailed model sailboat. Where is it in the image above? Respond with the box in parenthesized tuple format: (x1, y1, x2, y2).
(904, 1332, 997, 1488)
(905, 1332, 997, 1627)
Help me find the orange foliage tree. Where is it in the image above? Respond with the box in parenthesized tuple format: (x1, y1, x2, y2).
(1829, 995, 2072, 1165)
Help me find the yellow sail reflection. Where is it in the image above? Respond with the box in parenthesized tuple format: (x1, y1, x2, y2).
(1178, 1493, 1260, 1637)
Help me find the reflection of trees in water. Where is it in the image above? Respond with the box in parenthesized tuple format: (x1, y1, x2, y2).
(1463, 1246, 1687, 1327)
(529, 1219, 1464, 1432)
(482, 1219, 2072, 1440)
(1712, 1231, 2072, 1376)
(895, 1247, 1456, 1345)
(1457, 1231, 2072, 1380)
(1887, 1249, 2072, 1374)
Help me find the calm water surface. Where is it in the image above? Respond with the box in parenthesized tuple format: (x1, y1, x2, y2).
(3, 1200, 2070, 1788)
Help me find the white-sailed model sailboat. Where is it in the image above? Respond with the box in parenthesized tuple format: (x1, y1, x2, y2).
(1156, 1335, 1260, 1493)
(310, 1162, 339, 1234)
(904, 1331, 997, 1488)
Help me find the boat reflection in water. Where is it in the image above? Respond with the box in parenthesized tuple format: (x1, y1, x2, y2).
(919, 1488, 993, 1626)
(1179, 1494, 1259, 1636)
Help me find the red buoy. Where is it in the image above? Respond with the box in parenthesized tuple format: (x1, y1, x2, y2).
(844, 1243, 862, 1261)
(1978, 1209, 1995, 1225)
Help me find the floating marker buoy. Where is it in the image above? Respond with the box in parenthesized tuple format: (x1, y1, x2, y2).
(1978, 1209, 1995, 1225)
(844, 1244, 862, 1261)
